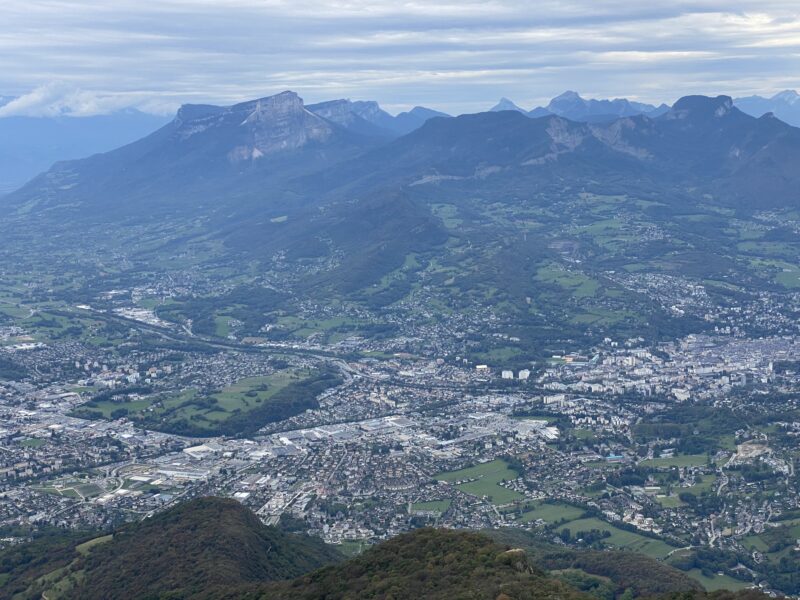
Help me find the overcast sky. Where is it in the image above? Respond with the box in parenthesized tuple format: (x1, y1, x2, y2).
(1, 0, 799, 116)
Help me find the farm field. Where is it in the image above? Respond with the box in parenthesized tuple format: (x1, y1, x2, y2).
(687, 569, 752, 592)
(20, 437, 47, 448)
(556, 517, 674, 558)
(80, 371, 304, 423)
(519, 502, 584, 524)
(71, 367, 340, 436)
(656, 495, 685, 508)
(35, 479, 106, 500)
(436, 459, 523, 505)
(640, 454, 709, 468)
(685, 475, 718, 494)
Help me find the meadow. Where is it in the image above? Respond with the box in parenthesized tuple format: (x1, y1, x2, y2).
(436, 459, 523, 505)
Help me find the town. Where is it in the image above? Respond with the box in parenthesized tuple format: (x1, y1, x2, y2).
(1, 297, 799, 594)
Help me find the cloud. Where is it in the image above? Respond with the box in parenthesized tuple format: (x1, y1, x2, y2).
(0, 1, 798, 115)
(0, 82, 176, 117)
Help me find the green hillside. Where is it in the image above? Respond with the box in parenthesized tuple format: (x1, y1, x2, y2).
(0, 498, 770, 600)
(0, 497, 341, 600)
(237, 528, 589, 600)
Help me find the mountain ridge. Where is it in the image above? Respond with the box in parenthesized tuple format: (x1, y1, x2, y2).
(0, 498, 759, 600)
(734, 89, 800, 126)
(0, 497, 342, 599)
(320, 93, 800, 210)
(4, 90, 379, 219)
(307, 98, 450, 136)
(487, 91, 669, 122)
(3, 90, 800, 349)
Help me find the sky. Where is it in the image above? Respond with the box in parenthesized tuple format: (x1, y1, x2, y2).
(0, 0, 799, 117)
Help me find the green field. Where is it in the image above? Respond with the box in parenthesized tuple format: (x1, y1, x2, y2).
(20, 437, 47, 448)
(687, 569, 752, 592)
(274, 315, 364, 341)
(75, 535, 113, 556)
(71, 367, 336, 436)
(776, 265, 800, 288)
(641, 454, 709, 468)
(536, 263, 600, 299)
(80, 395, 157, 419)
(685, 474, 718, 494)
(35, 486, 76, 498)
(75, 483, 104, 498)
(338, 539, 369, 557)
(557, 518, 674, 558)
(571, 428, 595, 440)
(214, 315, 233, 337)
(519, 502, 585, 524)
(411, 499, 452, 514)
(741, 521, 800, 557)
(656, 495, 685, 508)
(430, 203, 463, 229)
(436, 459, 523, 505)
(740, 534, 769, 552)
(36, 478, 105, 499)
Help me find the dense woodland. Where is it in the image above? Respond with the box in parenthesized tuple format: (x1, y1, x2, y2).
(0, 498, 777, 600)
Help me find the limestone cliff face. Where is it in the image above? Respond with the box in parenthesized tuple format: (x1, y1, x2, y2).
(235, 91, 333, 158)
(306, 99, 352, 123)
(174, 91, 334, 162)
(349, 100, 388, 123)
(305, 98, 448, 136)
(306, 98, 396, 136)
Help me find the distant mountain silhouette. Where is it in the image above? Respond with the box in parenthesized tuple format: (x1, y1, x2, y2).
(5, 91, 377, 217)
(487, 91, 667, 122)
(391, 105, 451, 134)
(4, 91, 800, 306)
(0, 108, 169, 195)
(308, 98, 450, 136)
(541, 90, 668, 122)
(490, 97, 529, 113)
(735, 90, 800, 126)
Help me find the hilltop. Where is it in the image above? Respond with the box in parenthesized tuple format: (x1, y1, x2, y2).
(251, 527, 588, 600)
(0, 498, 771, 600)
(0, 497, 342, 599)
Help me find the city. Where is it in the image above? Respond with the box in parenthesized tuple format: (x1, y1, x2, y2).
(2, 290, 799, 593)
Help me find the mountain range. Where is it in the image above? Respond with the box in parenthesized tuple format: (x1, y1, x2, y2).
(489, 90, 800, 127)
(11, 91, 799, 218)
(0, 496, 762, 599)
(0, 94, 446, 197)
(307, 98, 450, 136)
(4, 88, 799, 199)
(734, 90, 800, 126)
(3, 89, 800, 355)
(490, 91, 669, 122)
